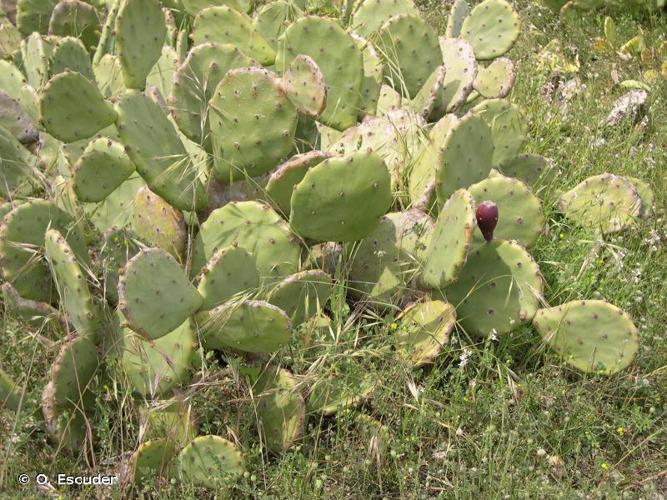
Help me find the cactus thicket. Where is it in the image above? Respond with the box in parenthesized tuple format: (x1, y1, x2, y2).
(0, 0, 654, 489)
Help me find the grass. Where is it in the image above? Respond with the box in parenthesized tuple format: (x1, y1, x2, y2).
(1, 1, 666, 498)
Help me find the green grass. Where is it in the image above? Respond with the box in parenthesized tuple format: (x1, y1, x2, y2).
(1, 1, 666, 498)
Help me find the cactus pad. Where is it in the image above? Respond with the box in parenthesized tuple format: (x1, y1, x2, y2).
(198, 299, 291, 353)
(119, 248, 203, 340)
(39, 70, 117, 143)
(351, 0, 419, 37)
(281, 54, 327, 117)
(350, 33, 383, 118)
(121, 318, 195, 396)
(276, 16, 363, 130)
(533, 300, 639, 375)
(266, 150, 331, 216)
(267, 270, 333, 325)
(132, 439, 177, 482)
(498, 153, 556, 190)
(0, 366, 21, 411)
(254, 368, 305, 454)
(421, 189, 476, 289)
(445, 0, 470, 38)
(48, 0, 99, 51)
(0, 90, 39, 145)
(394, 300, 456, 366)
(49, 36, 94, 80)
(446, 240, 543, 337)
(44, 229, 100, 337)
(196, 245, 259, 310)
(460, 0, 520, 60)
(192, 6, 275, 65)
(349, 209, 433, 306)
(557, 173, 642, 234)
(72, 137, 136, 202)
(471, 99, 527, 168)
(191, 201, 301, 283)
(177, 435, 245, 489)
(376, 84, 402, 115)
(378, 14, 441, 99)
(115, 0, 166, 89)
(131, 186, 187, 260)
(407, 65, 445, 118)
(254, 1, 292, 50)
(169, 42, 254, 147)
(0, 200, 88, 302)
(473, 57, 515, 99)
(468, 173, 544, 247)
(97, 228, 140, 306)
(209, 67, 298, 182)
(0, 125, 37, 198)
(21, 32, 52, 89)
(115, 90, 206, 212)
(307, 359, 376, 415)
(289, 151, 392, 242)
(439, 38, 477, 113)
(435, 113, 494, 204)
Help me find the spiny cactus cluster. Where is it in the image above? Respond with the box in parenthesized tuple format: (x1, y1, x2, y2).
(0, 0, 654, 490)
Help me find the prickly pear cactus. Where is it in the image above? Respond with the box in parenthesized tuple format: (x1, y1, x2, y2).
(460, 0, 520, 60)
(267, 269, 333, 325)
(72, 137, 135, 202)
(177, 435, 245, 489)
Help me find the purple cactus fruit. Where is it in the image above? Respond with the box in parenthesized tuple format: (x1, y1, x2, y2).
(476, 201, 499, 242)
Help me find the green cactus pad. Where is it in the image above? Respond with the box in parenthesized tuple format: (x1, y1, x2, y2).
(254, 1, 292, 50)
(468, 173, 544, 247)
(307, 359, 376, 415)
(41, 335, 98, 449)
(93, 54, 125, 98)
(557, 173, 641, 234)
(115, 90, 207, 212)
(199, 299, 290, 354)
(182, 0, 250, 15)
(39, 70, 116, 143)
(421, 189, 476, 289)
(445, 0, 470, 38)
(409, 65, 446, 119)
(0, 200, 88, 302)
(146, 46, 178, 103)
(266, 150, 330, 216)
(349, 209, 433, 306)
(446, 240, 543, 337)
(0, 61, 39, 127)
(351, 0, 418, 38)
(439, 38, 477, 113)
(17, 0, 57, 36)
(281, 54, 327, 117)
(0, 91, 39, 145)
(0, 366, 21, 411)
(139, 399, 197, 446)
(351, 33, 383, 117)
(115, 0, 166, 90)
(0, 125, 37, 198)
(121, 318, 195, 396)
(460, 0, 520, 60)
(533, 300, 639, 375)
(394, 300, 456, 367)
(72, 137, 136, 202)
(48, 0, 99, 50)
(192, 6, 275, 65)
(21, 32, 53, 89)
(330, 109, 424, 193)
(376, 83, 402, 115)
(44, 229, 100, 337)
(132, 439, 177, 482)
(49, 36, 94, 80)
(378, 14, 441, 99)
(209, 67, 298, 182)
(408, 113, 458, 208)
(473, 57, 515, 99)
(471, 99, 527, 168)
(267, 270, 333, 325)
(119, 248, 203, 340)
(196, 245, 260, 310)
(498, 153, 556, 191)
(170, 43, 254, 148)
(131, 186, 186, 260)
(276, 16, 363, 130)
(177, 435, 245, 489)
(254, 368, 305, 454)
(84, 173, 145, 233)
(290, 151, 392, 242)
(435, 113, 494, 204)
(191, 201, 301, 283)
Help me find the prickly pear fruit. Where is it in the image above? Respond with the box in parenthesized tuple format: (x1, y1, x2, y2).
(476, 201, 498, 242)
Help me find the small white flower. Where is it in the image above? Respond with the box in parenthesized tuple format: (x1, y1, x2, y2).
(459, 348, 472, 368)
(490, 329, 499, 341)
